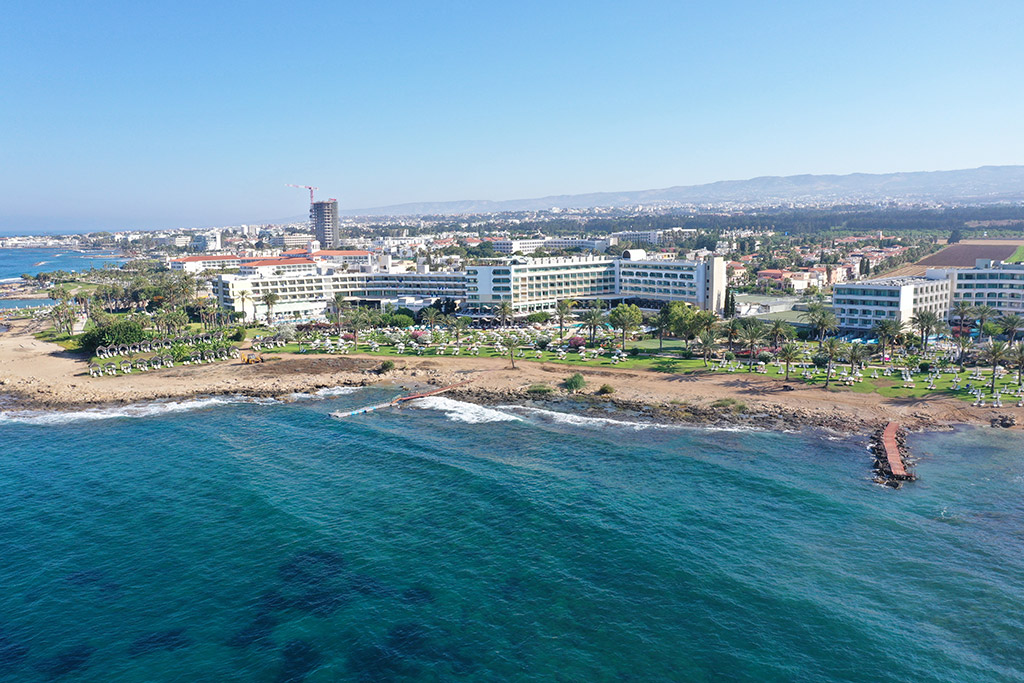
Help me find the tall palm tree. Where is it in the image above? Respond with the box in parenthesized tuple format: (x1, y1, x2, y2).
(420, 306, 440, 331)
(778, 342, 800, 380)
(721, 318, 744, 353)
(951, 300, 974, 336)
(582, 305, 606, 346)
(800, 302, 838, 346)
(453, 315, 471, 343)
(768, 319, 793, 348)
(739, 320, 765, 371)
(983, 340, 1011, 395)
(695, 329, 717, 366)
(872, 318, 904, 360)
(496, 301, 513, 327)
(346, 306, 375, 349)
(261, 291, 280, 323)
(954, 334, 974, 372)
(846, 343, 867, 374)
(237, 289, 253, 324)
(819, 337, 846, 389)
(973, 304, 997, 336)
(555, 299, 576, 341)
(999, 314, 1024, 342)
(1012, 342, 1024, 386)
(909, 310, 940, 352)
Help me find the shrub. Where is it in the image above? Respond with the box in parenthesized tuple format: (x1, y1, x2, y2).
(628, 347, 640, 357)
(567, 336, 586, 349)
(526, 311, 551, 324)
(79, 319, 146, 353)
(341, 333, 356, 342)
(535, 336, 551, 351)
(811, 353, 829, 369)
(596, 383, 615, 395)
(919, 361, 931, 373)
(565, 373, 586, 393)
(527, 383, 553, 395)
(230, 327, 246, 342)
(757, 351, 774, 363)
(378, 360, 395, 374)
(724, 351, 736, 361)
(678, 348, 694, 360)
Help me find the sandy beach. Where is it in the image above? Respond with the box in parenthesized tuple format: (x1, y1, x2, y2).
(0, 318, 1013, 432)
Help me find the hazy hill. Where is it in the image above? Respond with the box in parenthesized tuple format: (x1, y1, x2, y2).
(337, 165, 1024, 217)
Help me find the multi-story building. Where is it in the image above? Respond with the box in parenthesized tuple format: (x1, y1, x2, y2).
(311, 200, 340, 249)
(269, 234, 315, 249)
(212, 253, 727, 321)
(170, 255, 242, 273)
(935, 259, 1024, 316)
(616, 251, 726, 311)
(466, 255, 618, 315)
(832, 274, 952, 332)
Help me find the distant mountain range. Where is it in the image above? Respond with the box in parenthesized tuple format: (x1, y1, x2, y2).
(336, 165, 1024, 217)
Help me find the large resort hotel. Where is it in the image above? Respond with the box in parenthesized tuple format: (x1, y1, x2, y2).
(209, 250, 727, 321)
(833, 258, 1024, 332)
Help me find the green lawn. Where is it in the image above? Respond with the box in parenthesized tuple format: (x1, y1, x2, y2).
(1007, 244, 1024, 263)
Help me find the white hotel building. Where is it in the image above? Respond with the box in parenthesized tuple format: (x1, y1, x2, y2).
(833, 275, 952, 332)
(831, 258, 1024, 332)
(212, 253, 726, 320)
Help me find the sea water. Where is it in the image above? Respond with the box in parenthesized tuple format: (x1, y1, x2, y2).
(0, 388, 1022, 682)
(0, 248, 126, 282)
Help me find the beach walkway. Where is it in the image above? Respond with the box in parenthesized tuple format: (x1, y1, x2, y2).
(881, 422, 909, 478)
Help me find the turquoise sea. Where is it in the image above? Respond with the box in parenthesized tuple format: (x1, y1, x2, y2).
(0, 248, 126, 282)
(0, 389, 1022, 682)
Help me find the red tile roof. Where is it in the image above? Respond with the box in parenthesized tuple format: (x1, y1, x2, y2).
(242, 258, 316, 267)
(172, 255, 240, 262)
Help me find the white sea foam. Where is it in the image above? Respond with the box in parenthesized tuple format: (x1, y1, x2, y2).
(288, 386, 361, 400)
(410, 396, 521, 424)
(499, 405, 666, 431)
(0, 396, 260, 425)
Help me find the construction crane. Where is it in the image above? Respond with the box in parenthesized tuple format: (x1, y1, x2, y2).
(285, 184, 319, 204)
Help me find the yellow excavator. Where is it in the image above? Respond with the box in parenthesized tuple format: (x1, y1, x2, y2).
(240, 350, 264, 364)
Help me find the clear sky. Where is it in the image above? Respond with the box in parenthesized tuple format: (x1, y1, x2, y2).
(2, 1, 1023, 233)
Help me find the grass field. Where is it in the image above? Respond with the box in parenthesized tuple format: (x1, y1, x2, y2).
(1007, 245, 1024, 263)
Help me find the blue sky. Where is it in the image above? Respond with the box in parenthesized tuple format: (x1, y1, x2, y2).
(2, 1, 1022, 233)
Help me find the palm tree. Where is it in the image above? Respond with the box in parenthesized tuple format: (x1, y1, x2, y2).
(954, 334, 974, 372)
(237, 289, 253, 324)
(846, 343, 867, 374)
(581, 305, 605, 346)
(983, 340, 1011, 395)
(609, 303, 642, 350)
(768, 319, 793, 348)
(1012, 342, 1024, 386)
(496, 301, 513, 327)
(346, 306, 375, 349)
(739, 320, 765, 371)
(951, 300, 974, 336)
(778, 342, 800, 380)
(695, 329, 717, 367)
(999, 314, 1024, 342)
(721, 318, 744, 353)
(555, 299, 576, 341)
(453, 315, 471, 343)
(910, 310, 940, 352)
(420, 306, 441, 331)
(872, 318, 904, 361)
(819, 337, 846, 389)
(973, 304, 997, 339)
(800, 302, 838, 346)
(261, 291, 280, 323)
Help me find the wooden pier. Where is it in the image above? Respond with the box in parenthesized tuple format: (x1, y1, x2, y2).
(881, 422, 909, 478)
(870, 421, 915, 487)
